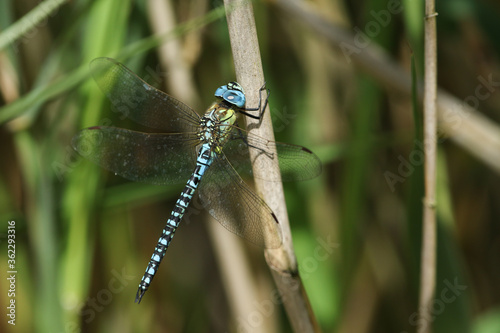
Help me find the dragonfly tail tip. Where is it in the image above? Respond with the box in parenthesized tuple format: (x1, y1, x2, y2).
(135, 288, 146, 304)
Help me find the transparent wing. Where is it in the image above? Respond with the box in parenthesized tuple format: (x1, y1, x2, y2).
(223, 127, 322, 182)
(198, 153, 282, 249)
(72, 126, 199, 185)
(90, 57, 200, 132)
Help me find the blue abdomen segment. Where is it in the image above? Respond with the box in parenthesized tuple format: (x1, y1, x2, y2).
(135, 144, 212, 303)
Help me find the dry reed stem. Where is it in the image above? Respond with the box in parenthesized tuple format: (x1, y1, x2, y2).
(147, 0, 199, 104)
(418, 1, 438, 332)
(223, 0, 320, 332)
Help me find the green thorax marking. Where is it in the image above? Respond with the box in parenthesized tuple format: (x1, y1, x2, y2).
(198, 101, 238, 154)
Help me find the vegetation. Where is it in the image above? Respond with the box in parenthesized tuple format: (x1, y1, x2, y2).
(1, 0, 500, 332)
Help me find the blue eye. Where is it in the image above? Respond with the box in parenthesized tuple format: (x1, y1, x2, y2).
(214, 85, 228, 98)
(214, 82, 246, 108)
(223, 90, 245, 107)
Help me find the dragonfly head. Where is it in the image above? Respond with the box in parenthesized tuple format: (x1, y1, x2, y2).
(215, 82, 246, 108)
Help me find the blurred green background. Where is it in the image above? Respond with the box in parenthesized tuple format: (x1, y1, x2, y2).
(1, 0, 500, 332)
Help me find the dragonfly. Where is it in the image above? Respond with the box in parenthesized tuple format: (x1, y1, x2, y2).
(72, 57, 321, 303)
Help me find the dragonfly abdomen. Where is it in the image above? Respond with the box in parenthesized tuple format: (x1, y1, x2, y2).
(135, 144, 213, 303)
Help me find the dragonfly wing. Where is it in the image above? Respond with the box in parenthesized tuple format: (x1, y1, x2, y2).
(90, 57, 200, 132)
(72, 126, 198, 185)
(223, 128, 322, 182)
(198, 153, 282, 249)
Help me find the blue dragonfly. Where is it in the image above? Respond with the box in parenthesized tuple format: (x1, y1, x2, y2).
(72, 57, 321, 303)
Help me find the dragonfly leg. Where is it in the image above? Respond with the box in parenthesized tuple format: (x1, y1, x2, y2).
(238, 82, 270, 120)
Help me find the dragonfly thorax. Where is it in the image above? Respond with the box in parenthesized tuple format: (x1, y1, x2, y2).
(198, 103, 237, 153)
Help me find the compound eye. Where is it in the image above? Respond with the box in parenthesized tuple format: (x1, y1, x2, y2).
(223, 90, 245, 108)
(214, 85, 228, 98)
